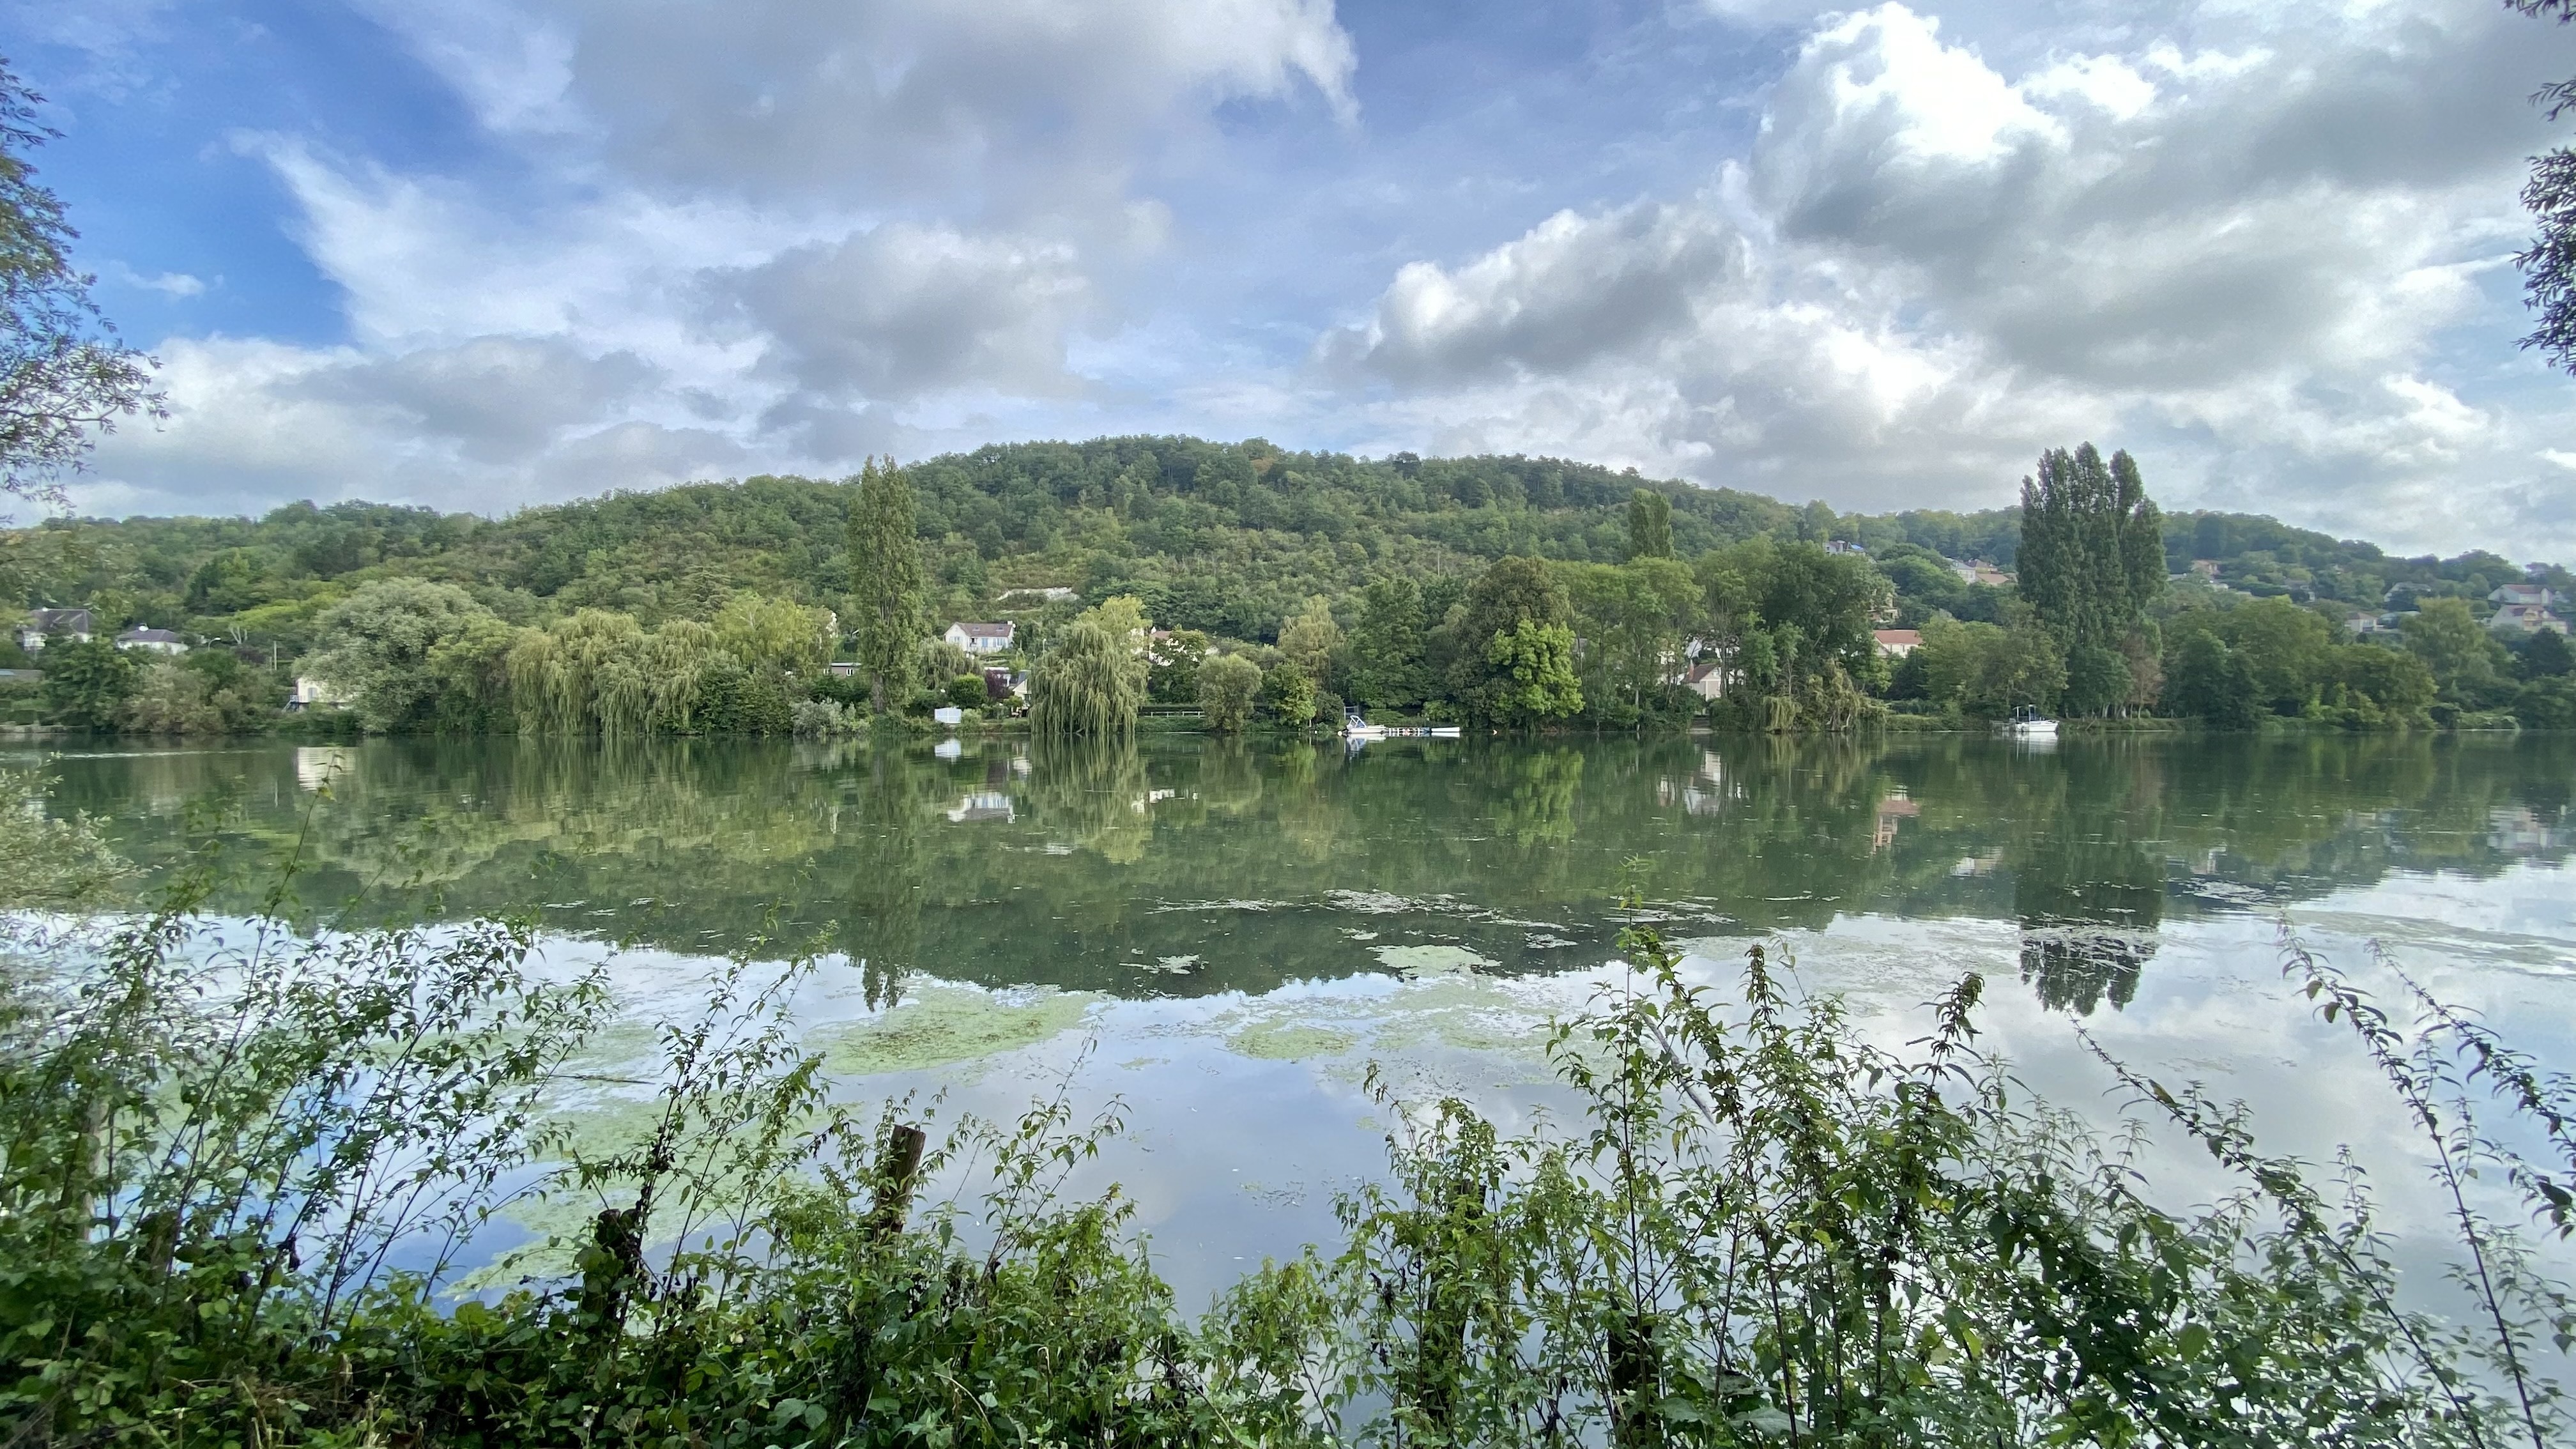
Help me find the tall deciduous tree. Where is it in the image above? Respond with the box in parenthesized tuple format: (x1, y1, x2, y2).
(2016, 443, 2164, 713)
(1449, 556, 1583, 726)
(1627, 488, 1673, 560)
(847, 457, 924, 713)
(0, 67, 160, 510)
(1346, 576, 1429, 710)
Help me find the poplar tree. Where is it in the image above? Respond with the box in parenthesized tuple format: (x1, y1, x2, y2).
(1627, 488, 1674, 559)
(847, 456, 924, 713)
(2016, 443, 2165, 714)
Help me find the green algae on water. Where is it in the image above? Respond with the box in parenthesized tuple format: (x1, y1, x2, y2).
(809, 983, 1097, 1077)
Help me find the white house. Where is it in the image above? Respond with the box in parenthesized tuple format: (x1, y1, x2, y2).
(1873, 629, 1922, 659)
(945, 621, 1016, 656)
(115, 627, 188, 655)
(2490, 602, 2569, 634)
(17, 607, 93, 652)
(289, 676, 353, 710)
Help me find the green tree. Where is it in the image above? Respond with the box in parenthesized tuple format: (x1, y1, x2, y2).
(305, 579, 500, 732)
(38, 634, 132, 729)
(714, 594, 834, 678)
(1146, 627, 1211, 703)
(2016, 443, 2163, 713)
(1563, 558, 1699, 721)
(2166, 632, 2259, 728)
(1260, 659, 1317, 726)
(1448, 556, 1574, 724)
(1276, 595, 1342, 691)
(1029, 596, 1148, 737)
(0, 67, 162, 510)
(2060, 642, 2132, 719)
(1626, 487, 1673, 560)
(1482, 618, 1583, 726)
(2515, 625, 2573, 679)
(1346, 576, 1429, 710)
(422, 616, 522, 732)
(2400, 597, 2510, 706)
(1196, 652, 1261, 732)
(2223, 597, 2335, 714)
(847, 456, 924, 713)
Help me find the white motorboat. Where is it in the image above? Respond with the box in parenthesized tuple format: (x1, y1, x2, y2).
(1345, 709, 1461, 739)
(2000, 705, 2058, 739)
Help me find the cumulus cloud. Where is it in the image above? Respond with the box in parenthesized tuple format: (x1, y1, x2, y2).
(61, 0, 2576, 556)
(719, 225, 1091, 403)
(80, 0, 1354, 515)
(1324, 0, 2573, 544)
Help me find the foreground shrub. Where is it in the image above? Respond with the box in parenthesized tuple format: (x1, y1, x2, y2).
(0, 875, 2566, 1446)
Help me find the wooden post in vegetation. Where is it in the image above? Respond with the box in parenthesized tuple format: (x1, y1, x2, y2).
(869, 1123, 927, 1241)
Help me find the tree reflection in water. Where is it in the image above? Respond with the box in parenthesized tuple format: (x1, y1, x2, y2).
(27, 731, 2574, 1012)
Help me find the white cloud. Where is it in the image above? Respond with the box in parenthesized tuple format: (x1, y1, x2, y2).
(105, 261, 206, 298)
(1321, 0, 2576, 545)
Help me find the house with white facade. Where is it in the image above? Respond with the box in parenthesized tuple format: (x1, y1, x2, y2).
(2488, 583, 2567, 633)
(1873, 629, 1922, 659)
(944, 621, 1016, 656)
(115, 627, 188, 654)
(17, 607, 93, 652)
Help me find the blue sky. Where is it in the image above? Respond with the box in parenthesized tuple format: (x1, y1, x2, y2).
(8, 0, 2575, 558)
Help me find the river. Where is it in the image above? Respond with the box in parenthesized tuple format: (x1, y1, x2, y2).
(16, 730, 2576, 1306)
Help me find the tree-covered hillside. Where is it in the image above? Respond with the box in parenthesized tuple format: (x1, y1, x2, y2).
(13, 436, 2560, 659)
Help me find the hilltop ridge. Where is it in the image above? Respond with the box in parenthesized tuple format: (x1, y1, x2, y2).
(9, 436, 2564, 651)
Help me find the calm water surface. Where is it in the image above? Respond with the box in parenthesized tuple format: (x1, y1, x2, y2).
(20, 731, 2576, 1301)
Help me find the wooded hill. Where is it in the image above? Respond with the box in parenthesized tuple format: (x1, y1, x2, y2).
(8, 434, 2564, 656)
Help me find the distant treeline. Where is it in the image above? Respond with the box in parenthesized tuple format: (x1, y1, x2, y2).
(4, 436, 2572, 735)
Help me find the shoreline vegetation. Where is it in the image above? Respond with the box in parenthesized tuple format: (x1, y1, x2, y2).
(5, 440, 2571, 744)
(1, 801, 2570, 1447)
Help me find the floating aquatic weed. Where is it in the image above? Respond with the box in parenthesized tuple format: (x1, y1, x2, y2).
(1227, 1020, 1363, 1061)
(808, 981, 1097, 1077)
(1372, 943, 1494, 979)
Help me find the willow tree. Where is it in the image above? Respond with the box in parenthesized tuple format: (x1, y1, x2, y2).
(507, 609, 648, 733)
(1029, 596, 1148, 737)
(847, 457, 924, 712)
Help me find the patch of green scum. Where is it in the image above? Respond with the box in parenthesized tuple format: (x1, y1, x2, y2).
(809, 983, 1098, 1077)
(559, 1018, 661, 1073)
(1371, 942, 1495, 978)
(1368, 975, 1561, 1060)
(1226, 1020, 1361, 1061)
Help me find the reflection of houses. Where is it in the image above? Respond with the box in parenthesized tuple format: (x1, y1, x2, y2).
(945, 621, 1016, 655)
(1949, 848, 2004, 877)
(1872, 790, 1919, 851)
(946, 791, 1016, 823)
(2488, 806, 2564, 854)
(17, 607, 93, 652)
(294, 746, 356, 790)
(1657, 751, 1740, 816)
